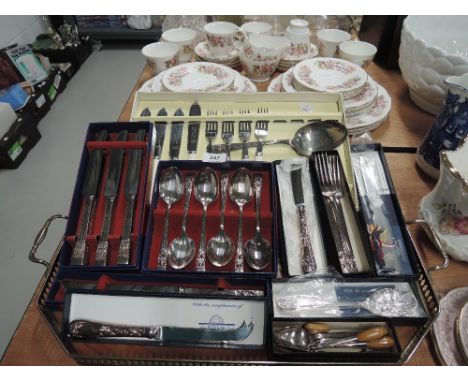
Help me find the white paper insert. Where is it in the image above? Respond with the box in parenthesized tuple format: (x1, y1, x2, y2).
(68, 293, 265, 346)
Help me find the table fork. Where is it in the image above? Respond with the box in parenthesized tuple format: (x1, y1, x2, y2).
(239, 121, 252, 159)
(205, 121, 218, 153)
(222, 121, 234, 161)
(315, 153, 358, 274)
(254, 120, 269, 160)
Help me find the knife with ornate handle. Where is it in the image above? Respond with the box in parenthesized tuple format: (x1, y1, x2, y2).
(70, 130, 108, 266)
(117, 129, 146, 265)
(68, 319, 254, 343)
(290, 167, 317, 274)
(95, 130, 128, 266)
(187, 101, 201, 159)
(169, 108, 184, 160)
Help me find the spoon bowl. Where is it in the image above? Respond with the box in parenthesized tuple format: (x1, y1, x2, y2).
(168, 232, 196, 269)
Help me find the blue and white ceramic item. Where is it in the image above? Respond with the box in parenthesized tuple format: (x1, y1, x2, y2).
(416, 73, 468, 179)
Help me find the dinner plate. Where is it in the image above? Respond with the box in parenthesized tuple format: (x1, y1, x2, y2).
(433, 287, 468, 365)
(293, 57, 368, 99)
(230, 70, 257, 93)
(150, 71, 166, 92)
(281, 67, 298, 93)
(268, 74, 284, 92)
(162, 62, 235, 92)
(344, 77, 379, 117)
(345, 85, 391, 131)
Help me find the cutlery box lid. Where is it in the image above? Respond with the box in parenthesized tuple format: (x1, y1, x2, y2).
(130, 91, 357, 206)
(59, 121, 155, 273)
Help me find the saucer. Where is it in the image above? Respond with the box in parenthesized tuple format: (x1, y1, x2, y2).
(344, 76, 379, 117)
(268, 74, 284, 92)
(345, 85, 391, 132)
(433, 287, 468, 365)
(293, 57, 368, 99)
(162, 62, 235, 92)
(150, 71, 166, 92)
(230, 70, 257, 93)
(282, 43, 319, 62)
(194, 41, 239, 63)
(281, 67, 298, 93)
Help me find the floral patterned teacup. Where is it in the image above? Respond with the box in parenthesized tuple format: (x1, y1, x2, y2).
(286, 19, 311, 58)
(142, 42, 179, 74)
(339, 40, 377, 68)
(204, 21, 238, 59)
(241, 57, 281, 82)
(161, 27, 197, 63)
(317, 28, 351, 57)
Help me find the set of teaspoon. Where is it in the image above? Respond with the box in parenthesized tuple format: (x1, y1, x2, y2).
(156, 166, 272, 272)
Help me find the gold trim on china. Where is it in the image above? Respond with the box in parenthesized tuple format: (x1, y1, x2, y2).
(440, 148, 468, 193)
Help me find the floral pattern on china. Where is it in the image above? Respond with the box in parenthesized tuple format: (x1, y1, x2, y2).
(288, 42, 309, 58)
(293, 58, 367, 95)
(207, 34, 232, 48)
(161, 62, 235, 93)
(242, 46, 278, 62)
(435, 201, 468, 235)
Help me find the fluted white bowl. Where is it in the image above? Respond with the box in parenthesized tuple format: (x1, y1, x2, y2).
(399, 16, 468, 115)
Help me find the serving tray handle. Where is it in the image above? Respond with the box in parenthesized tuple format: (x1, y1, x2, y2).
(406, 218, 450, 272)
(28, 214, 68, 270)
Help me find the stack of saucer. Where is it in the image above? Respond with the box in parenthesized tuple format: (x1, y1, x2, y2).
(277, 43, 319, 72)
(194, 41, 241, 68)
(268, 57, 391, 134)
(138, 62, 256, 94)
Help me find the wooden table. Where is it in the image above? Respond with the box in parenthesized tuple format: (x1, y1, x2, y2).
(2, 62, 468, 366)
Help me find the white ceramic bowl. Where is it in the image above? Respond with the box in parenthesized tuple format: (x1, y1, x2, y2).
(161, 28, 197, 63)
(142, 42, 179, 74)
(399, 16, 468, 115)
(339, 40, 377, 67)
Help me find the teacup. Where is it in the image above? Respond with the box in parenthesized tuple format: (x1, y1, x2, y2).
(204, 21, 238, 58)
(339, 40, 377, 68)
(142, 42, 179, 74)
(241, 21, 273, 35)
(317, 28, 351, 57)
(161, 27, 197, 63)
(241, 57, 281, 82)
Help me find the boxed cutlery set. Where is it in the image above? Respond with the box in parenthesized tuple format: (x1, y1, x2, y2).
(32, 92, 438, 365)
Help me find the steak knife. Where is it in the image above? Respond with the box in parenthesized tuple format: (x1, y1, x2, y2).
(68, 319, 254, 343)
(95, 130, 128, 266)
(154, 108, 167, 159)
(187, 101, 201, 158)
(290, 167, 317, 274)
(70, 130, 108, 266)
(169, 108, 184, 160)
(117, 129, 146, 265)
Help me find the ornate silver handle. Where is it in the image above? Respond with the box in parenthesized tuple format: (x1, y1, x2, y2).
(157, 204, 171, 270)
(196, 205, 208, 271)
(68, 319, 158, 339)
(117, 194, 136, 265)
(181, 176, 194, 234)
(95, 197, 115, 266)
(235, 206, 244, 273)
(296, 205, 316, 273)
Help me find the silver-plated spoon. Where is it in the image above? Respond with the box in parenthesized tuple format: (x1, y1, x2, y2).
(207, 173, 234, 267)
(243, 175, 272, 270)
(157, 167, 183, 270)
(194, 167, 218, 271)
(229, 168, 253, 273)
(168, 175, 195, 269)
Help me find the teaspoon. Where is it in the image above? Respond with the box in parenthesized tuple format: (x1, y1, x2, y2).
(229, 168, 253, 273)
(194, 167, 218, 271)
(157, 167, 183, 270)
(207, 173, 234, 267)
(168, 175, 195, 269)
(243, 175, 272, 270)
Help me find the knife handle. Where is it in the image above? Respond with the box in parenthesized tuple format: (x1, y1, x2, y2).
(297, 205, 317, 274)
(68, 319, 153, 339)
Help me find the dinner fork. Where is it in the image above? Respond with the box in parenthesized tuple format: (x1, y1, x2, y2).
(254, 120, 269, 160)
(239, 121, 252, 159)
(222, 121, 235, 161)
(315, 153, 358, 274)
(205, 121, 218, 153)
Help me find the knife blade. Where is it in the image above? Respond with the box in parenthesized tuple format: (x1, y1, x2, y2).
(68, 319, 254, 343)
(187, 101, 201, 157)
(117, 129, 146, 265)
(290, 167, 316, 273)
(95, 130, 128, 266)
(154, 108, 167, 159)
(70, 130, 108, 266)
(169, 108, 184, 160)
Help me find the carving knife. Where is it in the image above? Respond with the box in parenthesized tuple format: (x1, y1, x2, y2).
(68, 319, 254, 343)
(117, 129, 146, 265)
(169, 108, 184, 160)
(187, 101, 201, 159)
(290, 167, 317, 274)
(70, 130, 108, 266)
(95, 130, 128, 266)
